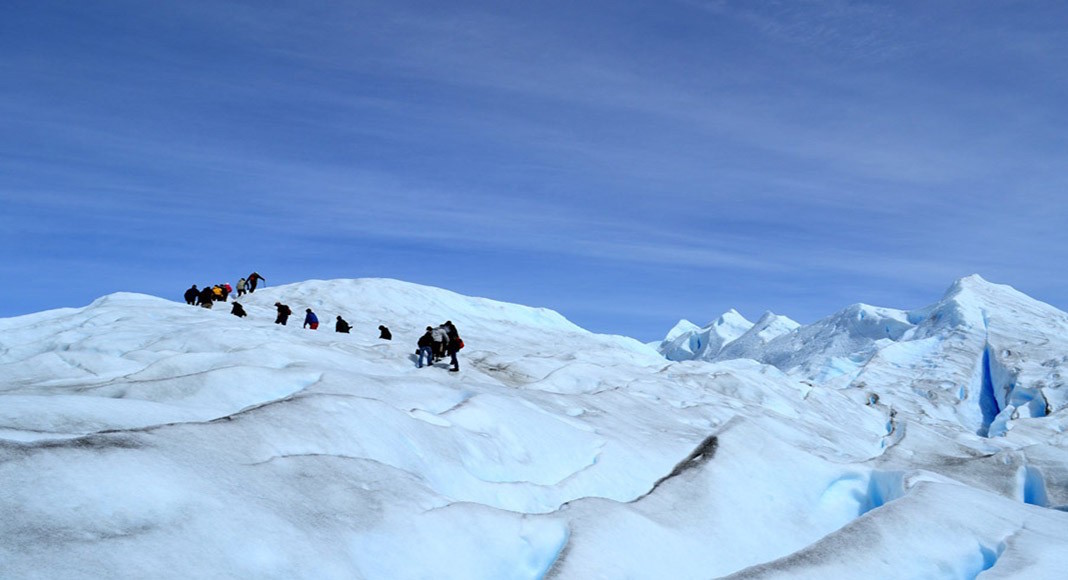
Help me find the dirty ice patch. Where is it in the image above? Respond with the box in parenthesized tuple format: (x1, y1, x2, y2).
(0, 395, 208, 437)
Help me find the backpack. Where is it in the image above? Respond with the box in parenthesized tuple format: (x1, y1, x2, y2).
(456, 338, 464, 350)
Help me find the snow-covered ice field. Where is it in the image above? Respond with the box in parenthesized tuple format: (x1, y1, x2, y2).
(1, 276, 1066, 578)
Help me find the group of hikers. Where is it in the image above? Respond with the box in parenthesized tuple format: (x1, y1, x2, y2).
(181, 272, 464, 372)
(183, 272, 266, 308)
(417, 321, 463, 372)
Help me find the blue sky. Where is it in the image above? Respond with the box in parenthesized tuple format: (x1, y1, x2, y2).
(3, 0, 1067, 340)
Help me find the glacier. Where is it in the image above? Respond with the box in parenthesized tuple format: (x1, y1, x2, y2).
(1, 275, 1067, 578)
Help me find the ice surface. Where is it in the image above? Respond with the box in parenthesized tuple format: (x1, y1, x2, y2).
(1, 276, 1067, 578)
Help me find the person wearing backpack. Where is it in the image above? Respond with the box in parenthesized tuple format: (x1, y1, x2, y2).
(444, 321, 462, 372)
(236, 277, 247, 296)
(274, 302, 292, 325)
(184, 284, 199, 305)
(198, 286, 215, 309)
(231, 302, 247, 318)
(335, 316, 351, 333)
(417, 326, 435, 368)
(378, 325, 392, 340)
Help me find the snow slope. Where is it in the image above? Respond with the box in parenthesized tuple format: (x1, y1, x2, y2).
(1, 276, 1067, 578)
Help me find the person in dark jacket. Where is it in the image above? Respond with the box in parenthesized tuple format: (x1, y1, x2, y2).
(274, 302, 292, 325)
(417, 326, 435, 368)
(231, 302, 247, 317)
(304, 309, 319, 330)
(184, 285, 198, 305)
(444, 321, 461, 372)
(378, 325, 392, 340)
(335, 316, 351, 333)
(198, 286, 215, 309)
(248, 272, 265, 293)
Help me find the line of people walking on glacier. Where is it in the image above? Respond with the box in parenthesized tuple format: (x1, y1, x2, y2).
(182, 272, 391, 339)
(181, 272, 466, 371)
(269, 303, 392, 340)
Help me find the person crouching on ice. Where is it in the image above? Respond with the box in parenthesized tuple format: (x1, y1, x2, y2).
(335, 316, 351, 333)
(304, 308, 319, 330)
(417, 326, 435, 368)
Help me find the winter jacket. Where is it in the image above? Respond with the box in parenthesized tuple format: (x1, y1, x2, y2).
(418, 331, 435, 348)
(431, 327, 447, 343)
(304, 312, 319, 326)
(248, 273, 265, 291)
(184, 287, 198, 303)
(336, 319, 351, 333)
(379, 326, 392, 340)
(231, 303, 247, 317)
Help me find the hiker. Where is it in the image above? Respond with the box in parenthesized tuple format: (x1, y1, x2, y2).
(431, 325, 449, 361)
(247, 272, 265, 293)
(417, 326, 435, 368)
(378, 325, 392, 340)
(274, 302, 292, 325)
(183, 285, 198, 305)
(445, 321, 463, 372)
(335, 316, 351, 333)
(212, 285, 224, 302)
(198, 286, 215, 309)
(236, 277, 247, 297)
(223, 282, 232, 299)
(231, 302, 247, 318)
(304, 308, 319, 330)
